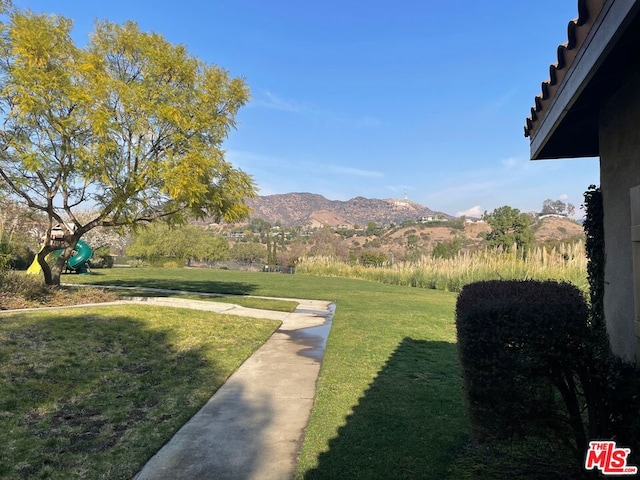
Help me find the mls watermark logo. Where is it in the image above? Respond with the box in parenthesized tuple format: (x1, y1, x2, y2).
(585, 441, 638, 475)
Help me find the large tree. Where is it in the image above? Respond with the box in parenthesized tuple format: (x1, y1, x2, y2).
(127, 223, 229, 264)
(483, 205, 535, 253)
(0, 8, 254, 284)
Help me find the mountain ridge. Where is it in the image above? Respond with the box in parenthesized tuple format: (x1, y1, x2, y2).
(244, 192, 451, 227)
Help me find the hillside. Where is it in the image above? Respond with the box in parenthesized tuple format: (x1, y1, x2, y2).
(245, 193, 450, 227)
(334, 216, 585, 262)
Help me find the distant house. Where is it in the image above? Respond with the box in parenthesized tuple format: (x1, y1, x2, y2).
(537, 213, 568, 220)
(226, 232, 245, 240)
(524, 0, 640, 361)
(419, 214, 448, 224)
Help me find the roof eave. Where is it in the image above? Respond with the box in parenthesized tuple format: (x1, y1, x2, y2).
(529, 0, 640, 160)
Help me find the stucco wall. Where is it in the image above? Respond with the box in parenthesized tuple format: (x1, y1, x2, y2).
(599, 71, 640, 361)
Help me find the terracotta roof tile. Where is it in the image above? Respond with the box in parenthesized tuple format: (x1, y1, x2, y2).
(524, 0, 606, 138)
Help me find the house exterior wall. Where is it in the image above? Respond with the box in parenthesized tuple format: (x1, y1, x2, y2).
(599, 71, 640, 361)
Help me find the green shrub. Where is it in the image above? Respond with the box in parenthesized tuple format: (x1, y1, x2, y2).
(456, 278, 640, 473)
(432, 238, 461, 259)
(358, 251, 388, 267)
(88, 246, 114, 269)
(456, 281, 590, 453)
(583, 185, 605, 331)
(581, 186, 640, 463)
(0, 238, 12, 271)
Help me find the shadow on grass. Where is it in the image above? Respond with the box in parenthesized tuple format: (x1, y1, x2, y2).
(74, 274, 258, 296)
(0, 312, 270, 480)
(304, 338, 468, 480)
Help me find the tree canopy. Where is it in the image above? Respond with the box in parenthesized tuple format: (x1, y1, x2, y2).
(0, 7, 254, 284)
(127, 223, 229, 264)
(482, 205, 535, 253)
(541, 198, 575, 217)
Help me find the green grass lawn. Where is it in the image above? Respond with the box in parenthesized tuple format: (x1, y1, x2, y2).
(66, 268, 469, 479)
(0, 304, 280, 479)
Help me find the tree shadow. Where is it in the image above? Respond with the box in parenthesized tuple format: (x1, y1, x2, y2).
(304, 338, 469, 480)
(0, 310, 270, 479)
(136, 380, 274, 480)
(77, 275, 258, 296)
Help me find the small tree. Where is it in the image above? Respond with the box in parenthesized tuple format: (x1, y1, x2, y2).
(228, 242, 266, 265)
(365, 221, 381, 236)
(359, 251, 388, 267)
(432, 238, 461, 259)
(309, 227, 339, 257)
(0, 8, 254, 284)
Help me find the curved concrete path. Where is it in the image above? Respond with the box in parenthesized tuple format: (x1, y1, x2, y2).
(129, 296, 335, 480)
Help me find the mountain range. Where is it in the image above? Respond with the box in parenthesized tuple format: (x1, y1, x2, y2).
(244, 193, 451, 228)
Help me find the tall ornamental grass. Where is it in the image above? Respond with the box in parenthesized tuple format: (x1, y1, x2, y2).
(296, 242, 587, 293)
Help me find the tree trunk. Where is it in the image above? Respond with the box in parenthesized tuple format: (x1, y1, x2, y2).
(37, 247, 54, 285)
(38, 239, 77, 286)
(49, 255, 67, 286)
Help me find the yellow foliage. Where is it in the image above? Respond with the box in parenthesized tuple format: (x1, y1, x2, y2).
(0, 7, 255, 244)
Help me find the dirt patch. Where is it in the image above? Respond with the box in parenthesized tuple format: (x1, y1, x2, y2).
(534, 217, 584, 241)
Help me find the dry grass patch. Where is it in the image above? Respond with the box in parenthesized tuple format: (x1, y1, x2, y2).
(0, 272, 117, 310)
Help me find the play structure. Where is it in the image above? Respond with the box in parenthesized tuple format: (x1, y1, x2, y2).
(27, 239, 93, 275)
(65, 239, 93, 273)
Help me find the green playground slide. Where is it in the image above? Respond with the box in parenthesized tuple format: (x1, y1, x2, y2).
(67, 239, 93, 272)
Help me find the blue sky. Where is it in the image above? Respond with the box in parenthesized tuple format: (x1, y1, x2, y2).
(21, 0, 600, 217)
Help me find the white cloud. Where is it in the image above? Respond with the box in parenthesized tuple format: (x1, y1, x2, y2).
(327, 165, 384, 178)
(251, 91, 307, 113)
(558, 193, 569, 200)
(250, 90, 381, 128)
(457, 205, 483, 217)
(343, 115, 382, 128)
(480, 88, 517, 114)
(385, 185, 414, 193)
(502, 157, 519, 169)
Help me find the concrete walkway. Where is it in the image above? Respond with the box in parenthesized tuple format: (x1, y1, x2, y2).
(127, 296, 335, 480)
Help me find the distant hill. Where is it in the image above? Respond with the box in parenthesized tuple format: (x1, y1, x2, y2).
(245, 193, 450, 227)
(332, 215, 585, 262)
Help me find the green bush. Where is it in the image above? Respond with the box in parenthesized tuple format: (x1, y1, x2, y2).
(88, 247, 114, 269)
(583, 185, 605, 331)
(456, 278, 640, 473)
(456, 281, 590, 450)
(358, 251, 388, 267)
(0, 239, 12, 271)
(432, 238, 461, 259)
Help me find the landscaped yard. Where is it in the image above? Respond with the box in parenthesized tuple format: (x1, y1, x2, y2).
(65, 268, 468, 479)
